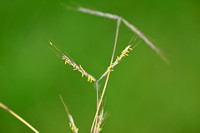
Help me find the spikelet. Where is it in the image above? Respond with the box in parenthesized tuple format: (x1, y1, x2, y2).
(60, 96, 79, 133)
(98, 44, 133, 81)
(95, 109, 104, 133)
(68, 115, 79, 133)
(50, 41, 96, 83)
(62, 55, 96, 83)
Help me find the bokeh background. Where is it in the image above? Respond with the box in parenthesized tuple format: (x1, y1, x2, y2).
(0, 0, 200, 133)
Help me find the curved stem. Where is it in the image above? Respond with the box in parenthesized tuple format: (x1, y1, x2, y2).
(0, 102, 39, 133)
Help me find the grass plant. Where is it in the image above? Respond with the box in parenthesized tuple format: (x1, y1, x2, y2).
(0, 5, 166, 133)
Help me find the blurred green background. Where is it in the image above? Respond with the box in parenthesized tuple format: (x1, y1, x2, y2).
(0, 0, 200, 133)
